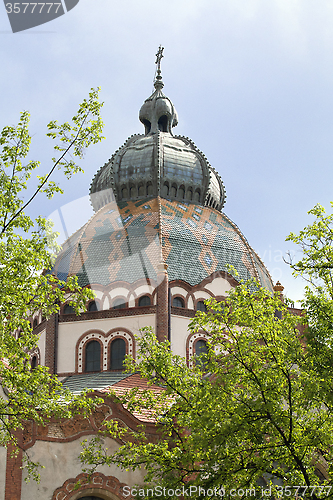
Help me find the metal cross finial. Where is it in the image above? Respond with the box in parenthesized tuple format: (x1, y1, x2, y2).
(155, 45, 164, 71)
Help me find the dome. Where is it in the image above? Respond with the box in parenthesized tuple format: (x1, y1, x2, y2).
(90, 69, 226, 213)
(52, 198, 273, 292)
(55, 54, 272, 293)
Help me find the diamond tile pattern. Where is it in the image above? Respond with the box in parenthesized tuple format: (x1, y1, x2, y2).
(52, 198, 273, 291)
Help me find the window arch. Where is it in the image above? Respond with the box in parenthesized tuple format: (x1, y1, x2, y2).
(138, 295, 151, 307)
(88, 300, 100, 312)
(113, 298, 127, 309)
(77, 330, 134, 374)
(85, 340, 101, 373)
(31, 356, 37, 370)
(170, 184, 177, 198)
(194, 189, 201, 202)
(195, 339, 208, 368)
(196, 300, 207, 312)
(142, 119, 151, 135)
(110, 338, 126, 370)
(138, 183, 145, 197)
(63, 303, 74, 314)
(162, 182, 169, 197)
(158, 115, 168, 132)
(172, 296, 185, 308)
(187, 333, 210, 367)
(130, 185, 136, 198)
(195, 339, 208, 357)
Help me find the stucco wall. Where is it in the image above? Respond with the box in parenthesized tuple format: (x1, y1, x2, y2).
(0, 446, 6, 500)
(205, 276, 232, 296)
(57, 314, 155, 374)
(22, 436, 144, 500)
(170, 315, 191, 357)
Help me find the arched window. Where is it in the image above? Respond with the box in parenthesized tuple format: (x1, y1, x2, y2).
(64, 304, 74, 314)
(142, 119, 151, 135)
(121, 187, 128, 199)
(33, 318, 38, 329)
(158, 115, 168, 132)
(147, 182, 153, 196)
(195, 339, 208, 368)
(138, 184, 145, 196)
(113, 298, 126, 309)
(194, 189, 201, 202)
(173, 296, 185, 308)
(196, 301, 207, 312)
(110, 338, 126, 370)
(85, 340, 101, 372)
(31, 356, 37, 370)
(138, 295, 151, 307)
(186, 188, 193, 201)
(179, 186, 185, 199)
(88, 301, 99, 312)
(130, 185, 136, 198)
(162, 182, 169, 197)
(170, 185, 177, 198)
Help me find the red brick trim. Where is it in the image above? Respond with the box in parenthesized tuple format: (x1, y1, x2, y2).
(59, 305, 156, 323)
(52, 471, 134, 500)
(45, 313, 58, 374)
(135, 293, 153, 307)
(81, 336, 104, 374)
(86, 298, 102, 312)
(171, 306, 196, 318)
(81, 278, 159, 311)
(186, 331, 210, 366)
(21, 395, 158, 450)
(76, 328, 135, 374)
(5, 441, 22, 500)
(169, 270, 239, 292)
(171, 294, 186, 308)
(106, 330, 135, 371)
(31, 319, 46, 335)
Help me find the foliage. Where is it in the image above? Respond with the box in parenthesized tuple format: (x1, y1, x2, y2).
(81, 279, 333, 499)
(287, 202, 333, 410)
(0, 88, 104, 478)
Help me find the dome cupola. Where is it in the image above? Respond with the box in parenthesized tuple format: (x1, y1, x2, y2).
(90, 48, 226, 212)
(139, 51, 178, 135)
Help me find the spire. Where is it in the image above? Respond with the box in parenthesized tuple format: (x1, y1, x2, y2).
(139, 46, 178, 135)
(154, 45, 164, 91)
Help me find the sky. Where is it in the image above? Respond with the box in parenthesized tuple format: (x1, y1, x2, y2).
(1, 0, 333, 303)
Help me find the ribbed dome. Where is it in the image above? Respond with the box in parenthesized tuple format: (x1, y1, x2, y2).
(90, 72, 226, 213)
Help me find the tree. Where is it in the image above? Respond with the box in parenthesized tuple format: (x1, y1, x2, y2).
(286, 202, 333, 414)
(79, 203, 333, 499)
(80, 285, 333, 498)
(0, 89, 104, 478)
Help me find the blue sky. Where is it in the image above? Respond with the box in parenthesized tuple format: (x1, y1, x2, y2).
(1, 0, 332, 302)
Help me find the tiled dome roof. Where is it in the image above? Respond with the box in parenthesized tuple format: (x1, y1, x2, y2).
(55, 59, 272, 293)
(52, 198, 273, 292)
